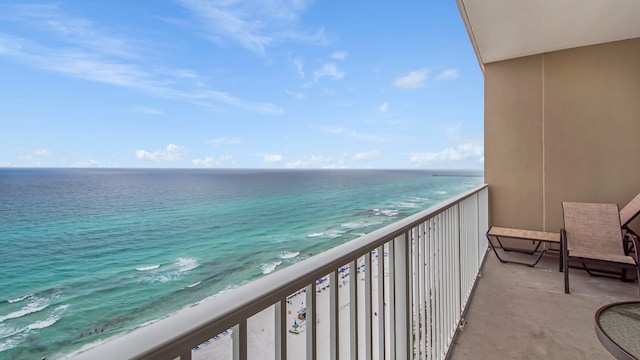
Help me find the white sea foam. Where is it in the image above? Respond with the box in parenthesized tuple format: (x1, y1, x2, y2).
(177, 258, 199, 272)
(136, 265, 160, 271)
(434, 190, 447, 195)
(0, 298, 49, 323)
(187, 281, 202, 288)
(308, 229, 346, 238)
(370, 208, 398, 217)
(279, 251, 300, 259)
(396, 202, 419, 208)
(0, 322, 21, 340)
(141, 258, 198, 282)
(370, 209, 398, 217)
(325, 229, 346, 238)
(0, 335, 22, 352)
(147, 274, 173, 283)
(341, 220, 383, 229)
(27, 305, 68, 331)
(7, 294, 32, 304)
(261, 261, 282, 274)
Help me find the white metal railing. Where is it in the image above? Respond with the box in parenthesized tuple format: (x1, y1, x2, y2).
(73, 185, 488, 360)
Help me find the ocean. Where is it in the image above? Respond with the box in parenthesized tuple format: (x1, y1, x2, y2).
(0, 168, 483, 359)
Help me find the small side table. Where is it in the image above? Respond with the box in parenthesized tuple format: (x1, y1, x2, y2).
(595, 301, 640, 359)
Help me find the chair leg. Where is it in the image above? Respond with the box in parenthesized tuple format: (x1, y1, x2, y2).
(561, 229, 570, 294)
(559, 239, 563, 272)
(636, 266, 640, 295)
(631, 235, 640, 295)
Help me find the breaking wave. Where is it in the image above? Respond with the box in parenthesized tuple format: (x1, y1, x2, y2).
(261, 261, 282, 274)
(7, 294, 32, 304)
(0, 298, 49, 324)
(187, 281, 202, 288)
(279, 251, 300, 259)
(341, 220, 383, 229)
(136, 265, 160, 271)
(176, 258, 199, 272)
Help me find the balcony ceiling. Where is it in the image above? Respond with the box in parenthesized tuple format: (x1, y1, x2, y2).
(457, 0, 640, 67)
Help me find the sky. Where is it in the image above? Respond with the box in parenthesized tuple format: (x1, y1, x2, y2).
(0, 1, 484, 169)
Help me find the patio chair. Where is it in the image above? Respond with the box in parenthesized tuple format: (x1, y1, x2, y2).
(561, 202, 640, 294)
(620, 192, 640, 254)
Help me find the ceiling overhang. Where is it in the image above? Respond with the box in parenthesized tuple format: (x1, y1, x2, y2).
(457, 0, 640, 71)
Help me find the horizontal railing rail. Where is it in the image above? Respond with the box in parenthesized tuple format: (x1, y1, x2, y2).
(73, 184, 488, 360)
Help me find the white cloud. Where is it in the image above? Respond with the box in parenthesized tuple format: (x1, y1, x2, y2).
(353, 150, 381, 161)
(34, 149, 51, 156)
(192, 156, 217, 167)
(176, 0, 326, 56)
(209, 138, 240, 148)
(285, 155, 345, 169)
(0, 6, 282, 115)
(135, 144, 188, 162)
(409, 141, 484, 165)
(285, 89, 304, 99)
(2, 3, 139, 59)
(17, 155, 41, 166)
(332, 51, 347, 60)
(435, 69, 459, 81)
(264, 154, 285, 164)
(313, 63, 345, 81)
(393, 68, 429, 89)
(177, 89, 284, 114)
(379, 102, 388, 113)
(75, 159, 103, 167)
(292, 56, 304, 78)
(193, 154, 235, 167)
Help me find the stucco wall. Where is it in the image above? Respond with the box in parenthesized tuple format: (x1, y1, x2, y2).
(485, 37, 640, 231)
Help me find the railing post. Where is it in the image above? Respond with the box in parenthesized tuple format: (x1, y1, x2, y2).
(388, 241, 396, 360)
(275, 299, 287, 360)
(330, 270, 339, 360)
(376, 245, 385, 360)
(394, 232, 410, 360)
(349, 260, 359, 360)
(306, 283, 317, 360)
(233, 320, 247, 360)
(365, 252, 373, 360)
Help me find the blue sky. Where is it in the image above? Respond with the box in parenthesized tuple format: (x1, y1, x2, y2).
(0, 1, 484, 169)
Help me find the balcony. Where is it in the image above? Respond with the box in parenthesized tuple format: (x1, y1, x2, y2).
(70, 183, 639, 359)
(450, 250, 639, 359)
(74, 185, 489, 359)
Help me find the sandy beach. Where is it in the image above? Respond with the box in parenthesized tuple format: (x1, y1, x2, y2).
(192, 252, 388, 360)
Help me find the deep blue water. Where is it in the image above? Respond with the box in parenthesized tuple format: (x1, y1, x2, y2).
(0, 168, 483, 358)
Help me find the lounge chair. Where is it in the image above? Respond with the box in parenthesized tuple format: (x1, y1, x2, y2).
(560, 202, 640, 294)
(620, 192, 640, 254)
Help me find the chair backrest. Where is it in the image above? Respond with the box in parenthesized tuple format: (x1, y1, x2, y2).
(562, 202, 623, 255)
(620, 192, 640, 228)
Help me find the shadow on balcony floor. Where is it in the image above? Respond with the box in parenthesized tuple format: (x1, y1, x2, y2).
(449, 251, 639, 360)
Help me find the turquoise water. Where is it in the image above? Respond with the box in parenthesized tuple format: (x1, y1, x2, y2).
(0, 168, 483, 358)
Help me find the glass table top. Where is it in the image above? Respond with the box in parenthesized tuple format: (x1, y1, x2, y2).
(596, 302, 640, 360)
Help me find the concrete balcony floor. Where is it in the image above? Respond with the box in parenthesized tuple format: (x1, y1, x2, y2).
(449, 250, 639, 360)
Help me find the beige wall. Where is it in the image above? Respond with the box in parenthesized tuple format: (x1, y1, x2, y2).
(485, 38, 640, 232)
